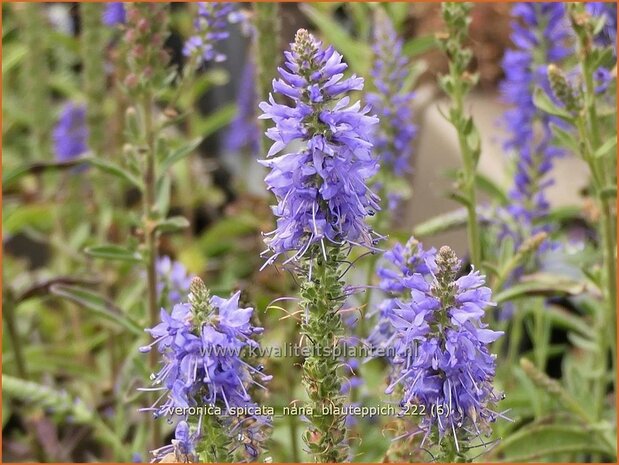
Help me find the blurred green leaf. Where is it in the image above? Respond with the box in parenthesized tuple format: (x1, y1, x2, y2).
(160, 137, 203, 173)
(491, 423, 610, 461)
(413, 208, 469, 237)
(193, 103, 236, 139)
(50, 284, 143, 335)
(3, 204, 56, 235)
(199, 214, 260, 257)
(495, 274, 585, 303)
(594, 135, 617, 159)
(84, 245, 143, 263)
(533, 88, 573, 121)
(155, 215, 190, 234)
(87, 156, 143, 189)
(403, 35, 436, 57)
(300, 4, 371, 74)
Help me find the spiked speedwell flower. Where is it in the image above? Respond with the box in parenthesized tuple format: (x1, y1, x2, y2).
(140, 278, 271, 460)
(500, 3, 571, 246)
(183, 2, 239, 64)
(53, 103, 89, 162)
(367, 13, 417, 211)
(386, 246, 503, 450)
(156, 256, 192, 306)
(102, 3, 125, 26)
(259, 29, 380, 265)
(368, 237, 435, 352)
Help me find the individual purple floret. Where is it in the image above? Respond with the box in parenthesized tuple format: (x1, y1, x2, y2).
(500, 3, 571, 249)
(183, 2, 239, 64)
(150, 421, 197, 463)
(102, 2, 126, 26)
(368, 237, 435, 352)
(156, 256, 192, 306)
(385, 246, 504, 449)
(53, 103, 89, 162)
(366, 13, 417, 211)
(224, 59, 261, 155)
(258, 29, 380, 266)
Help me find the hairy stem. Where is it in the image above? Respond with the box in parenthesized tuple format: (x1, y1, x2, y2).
(301, 247, 348, 462)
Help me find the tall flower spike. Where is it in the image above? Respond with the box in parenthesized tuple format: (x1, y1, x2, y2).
(259, 29, 380, 266)
(156, 256, 192, 307)
(140, 277, 271, 462)
(53, 103, 89, 162)
(102, 2, 125, 26)
(386, 246, 504, 456)
(368, 237, 435, 352)
(500, 3, 572, 249)
(183, 2, 240, 64)
(224, 59, 261, 155)
(367, 11, 417, 211)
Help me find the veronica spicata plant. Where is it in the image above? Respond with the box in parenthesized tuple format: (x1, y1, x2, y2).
(183, 2, 242, 65)
(259, 28, 380, 461)
(500, 3, 571, 252)
(386, 246, 504, 459)
(141, 277, 271, 463)
(367, 11, 417, 213)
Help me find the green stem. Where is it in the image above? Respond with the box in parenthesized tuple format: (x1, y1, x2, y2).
(285, 322, 301, 462)
(141, 93, 161, 450)
(301, 247, 348, 462)
(253, 2, 281, 155)
(3, 291, 29, 380)
(16, 3, 51, 161)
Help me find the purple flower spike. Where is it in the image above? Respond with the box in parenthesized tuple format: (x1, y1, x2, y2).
(367, 13, 417, 210)
(183, 2, 240, 64)
(368, 237, 436, 352)
(386, 246, 504, 449)
(102, 3, 126, 26)
(259, 29, 381, 265)
(224, 59, 261, 155)
(500, 3, 572, 250)
(53, 103, 89, 162)
(156, 256, 192, 306)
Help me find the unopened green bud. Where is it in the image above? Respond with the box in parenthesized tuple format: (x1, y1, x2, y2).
(548, 64, 581, 113)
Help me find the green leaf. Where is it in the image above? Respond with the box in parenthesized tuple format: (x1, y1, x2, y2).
(2, 43, 28, 75)
(3, 204, 56, 235)
(543, 304, 595, 338)
(156, 175, 172, 216)
(155, 215, 190, 233)
(601, 185, 617, 199)
(403, 34, 436, 57)
(475, 172, 508, 204)
(551, 122, 580, 153)
(49, 284, 143, 335)
(491, 423, 610, 461)
(84, 244, 143, 263)
(413, 208, 469, 237)
(495, 273, 585, 304)
(86, 157, 143, 189)
(533, 88, 573, 121)
(300, 4, 372, 74)
(160, 137, 203, 173)
(2, 159, 88, 187)
(594, 136, 617, 159)
(199, 214, 259, 256)
(194, 103, 236, 139)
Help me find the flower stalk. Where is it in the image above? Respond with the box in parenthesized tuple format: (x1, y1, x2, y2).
(554, 4, 617, 419)
(437, 3, 482, 270)
(123, 3, 172, 449)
